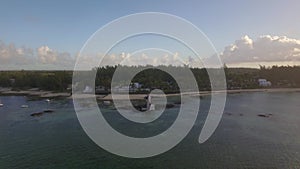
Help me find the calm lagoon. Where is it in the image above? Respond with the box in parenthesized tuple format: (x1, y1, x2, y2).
(0, 92, 300, 169)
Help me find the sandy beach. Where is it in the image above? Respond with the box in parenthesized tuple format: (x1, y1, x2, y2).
(98, 88, 300, 100)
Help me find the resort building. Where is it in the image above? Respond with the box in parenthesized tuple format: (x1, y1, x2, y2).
(258, 79, 272, 87)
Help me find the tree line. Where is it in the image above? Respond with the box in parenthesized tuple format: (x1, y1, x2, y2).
(0, 65, 300, 92)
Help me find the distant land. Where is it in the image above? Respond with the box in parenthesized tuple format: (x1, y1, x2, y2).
(0, 65, 300, 96)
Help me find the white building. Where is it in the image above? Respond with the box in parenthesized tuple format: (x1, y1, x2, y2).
(83, 86, 93, 93)
(132, 82, 142, 89)
(112, 85, 133, 93)
(258, 79, 272, 87)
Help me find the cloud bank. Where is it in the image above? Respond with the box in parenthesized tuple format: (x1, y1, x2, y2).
(1, 35, 300, 70)
(221, 35, 300, 65)
(0, 41, 74, 70)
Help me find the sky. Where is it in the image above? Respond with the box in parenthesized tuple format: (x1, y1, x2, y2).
(1, 0, 300, 70)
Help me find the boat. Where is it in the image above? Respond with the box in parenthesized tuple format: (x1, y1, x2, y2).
(44, 99, 53, 112)
(0, 103, 3, 107)
(21, 105, 29, 108)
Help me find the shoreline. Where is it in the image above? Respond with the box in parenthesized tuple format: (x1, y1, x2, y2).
(0, 88, 71, 98)
(98, 88, 300, 101)
(1, 87, 300, 100)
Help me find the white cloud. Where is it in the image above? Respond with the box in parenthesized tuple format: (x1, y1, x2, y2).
(37, 46, 75, 68)
(0, 41, 34, 66)
(117, 52, 185, 66)
(221, 35, 300, 64)
(3, 35, 300, 70)
(0, 41, 75, 70)
(37, 46, 57, 64)
(82, 52, 186, 68)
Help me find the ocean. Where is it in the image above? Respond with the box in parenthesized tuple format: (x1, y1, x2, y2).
(0, 92, 300, 169)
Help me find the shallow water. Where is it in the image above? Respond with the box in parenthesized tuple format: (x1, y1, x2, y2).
(0, 92, 300, 169)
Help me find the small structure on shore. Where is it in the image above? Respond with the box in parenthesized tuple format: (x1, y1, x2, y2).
(148, 97, 155, 111)
(83, 86, 93, 94)
(258, 79, 272, 87)
(95, 86, 108, 94)
(145, 95, 155, 111)
(133, 94, 155, 111)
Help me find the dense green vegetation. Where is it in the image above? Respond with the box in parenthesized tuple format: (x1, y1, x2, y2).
(0, 71, 72, 92)
(1, 65, 300, 92)
(259, 65, 300, 87)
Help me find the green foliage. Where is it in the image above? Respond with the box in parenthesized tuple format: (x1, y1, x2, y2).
(259, 65, 300, 87)
(1, 65, 300, 92)
(0, 71, 72, 91)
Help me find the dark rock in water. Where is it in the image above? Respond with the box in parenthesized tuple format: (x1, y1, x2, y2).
(174, 101, 181, 105)
(166, 104, 175, 109)
(133, 104, 147, 111)
(133, 103, 175, 111)
(225, 112, 232, 116)
(258, 113, 271, 118)
(30, 112, 43, 117)
(30, 109, 54, 117)
(43, 109, 54, 113)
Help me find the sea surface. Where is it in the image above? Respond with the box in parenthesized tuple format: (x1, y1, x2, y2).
(0, 92, 300, 169)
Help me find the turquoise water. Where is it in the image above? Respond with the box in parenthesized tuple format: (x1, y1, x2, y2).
(0, 92, 300, 168)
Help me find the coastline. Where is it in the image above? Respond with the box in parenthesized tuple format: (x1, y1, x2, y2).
(1, 87, 300, 100)
(0, 88, 71, 98)
(98, 88, 300, 100)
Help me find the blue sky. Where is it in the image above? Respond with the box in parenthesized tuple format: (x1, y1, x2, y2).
(1, 0, 300, 69)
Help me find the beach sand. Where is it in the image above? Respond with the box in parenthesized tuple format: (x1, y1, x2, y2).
(1, 87, 300, 100)
(97, 88, 300, 101)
